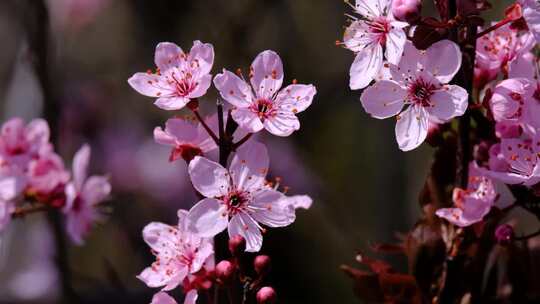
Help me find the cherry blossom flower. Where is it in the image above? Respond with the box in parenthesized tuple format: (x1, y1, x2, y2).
(0, 118, 51, 168)
(154, 117, 217, 162)
(63, 144, 111, 245)
(436, 167, 497, 227)
(508, 53, 540, 131)
(521, 0, 540, 43)
(186, 141, 296, 252)
(214, 50, 316, 137)
(475, 24, 534, 83)
(27, 151, 70, 196)
(151, 292, 178, 304)
(138, 209, 213, 293)
(0, 166, 26, 231)
(488, 78, 536, 124)
(128, 41, 214, 110)
(343, 0, 409, 89)
(360, 40, 468, 151)
(480, 132, 540, 186)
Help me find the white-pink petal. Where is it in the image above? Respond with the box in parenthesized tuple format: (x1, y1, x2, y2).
(154, 42, 183, 71)
(275, 84, 316, 114)
(228, 213, 263, 252)
(250, 190, 295, 228)
(349, 44, 383, 90)
(385, 27, 406, 65)
(214, 70, 254, 108)
(189, 40, 214, 75)
(127, 73, 164, 97)
(154, 97, 191, 111)
(263, 112, 300, 137)
(250, 50, 284, 99)
(188, 156, 229, 198)
(230, 142, 269, 191)
(395, 105, 429, 151)
(428, 85, 468, 121)
(425, 40, 462, 83)
(72, 144, 90, 191)
(187, 198, 228, 238)
(360, 80, 406, 119)
(231, 108, 264, 133)
(151, 292, 178, 304)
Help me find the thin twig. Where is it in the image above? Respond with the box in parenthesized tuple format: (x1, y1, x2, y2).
(191, 108, 219, 144)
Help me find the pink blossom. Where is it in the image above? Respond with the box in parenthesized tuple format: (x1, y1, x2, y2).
(128, 41, 214, 110)
(0, 118, 50, 168)
(186, 142, 295, 252)
(0, 166, 26, 231)
(391, 0, 421, 23)
(521, 0, 540, 43)
(343, 0, 408, 89)
(27, 151, 70, 196)
(154, 117, 217, 162)
(63, 144, 111, 245)
(360, 40, 468, 151)
(214, 51, 316, 137)
(151, 292, 177, 304)
(475, 24, 534, 83)
(138, 210, 213, 292)
(495, 121, 522, 139)
(508, 53, 540, 131)
(480, 132, 540, 186)
(436, 172, 496, 227)
(488, 78, 536, 123)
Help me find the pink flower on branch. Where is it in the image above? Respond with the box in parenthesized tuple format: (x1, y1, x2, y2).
(0, 118, 51, 168)
(63, 144, 111, 245)
(360, 40, 468, 151)
(343, 0, 409, 89)
(436, 166, 497, 227)
(186, 142, 296, 252)
(214, 51, 316, 137)
(128, 41, 214, 110)
(27, 150, 70, 197)
(521, 0, 540, 43)
(138, 210, 213, 293)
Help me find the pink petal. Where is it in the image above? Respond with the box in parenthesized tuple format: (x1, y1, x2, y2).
(187, 198, 228, 238)
(229, 141, 269, 192)
(228, 213, 263, 252)
(231, 107, 264, 133)
(349, 44, 383, 90)
(153, 127, 176, 146)
(26, 118, 50, 147)
(0, 168, 26, 201)
(186, 74, 212, 99)
(81, 176, 111, 206)
(428, 85, 468, 121)
(275, 84, 316, 114)
(343, 21, 372, 52)
(154, 97, 191, 111)
(523, 0, 540, 43)
(360, 80, 406, 119)
(164, 118, 199, 143)
(391, 41, 422, 83)
(142, 222, 178, 252)
(72, 144, 90, 191)
(188, 40, 214, 75)
(435, 208, 483, 227)
(188, 156, 229, 198)
(509, 52, 535, 79)
(151, 292, 178, 304)
(155, 42, 183, 71)
(395, 105, 429, 151)
(214, 70, 254, 108)
(282, 194, 313, 210)
(425, 40, 462, 83)
(128, 73, 164, 97)
(190, 240, 214, 274)
(184, 290, 198, 304)
(250, 189, 295, 228)
(385, 27, 406, 65)
(353, 0, 386, 17)
(263, 112, 300, 136)
(250, 50, 284, 99)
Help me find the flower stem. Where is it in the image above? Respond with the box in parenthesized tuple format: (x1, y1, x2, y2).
(233, 133, 253, 150)
(475, 18, 512, 39)
(12, 203, 49, 218)
(191, 108, 219, 144)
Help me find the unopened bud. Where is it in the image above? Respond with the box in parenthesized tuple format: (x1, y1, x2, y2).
(392, 0, 422, 23)
(256, 286, 277, 304)
(228, 235, 246, 256)
(215, 260, 235, 283)
(254, 255, 271, 276)
(495, 224, 514, 244)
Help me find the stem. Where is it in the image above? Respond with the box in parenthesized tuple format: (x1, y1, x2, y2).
(191, 108, 219, 144)
(475, 18, 512, 39)
(12, 203, 48, 218)
(217, 101, 228, 165)
(233, 133, 253, 150)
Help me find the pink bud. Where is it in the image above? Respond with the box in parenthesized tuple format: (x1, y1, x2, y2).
(254, 255, 271, 276)
(495, 224, 514, 244)
(228, 235, 246, 256)
(256, 287, 277, 304)
(215, 260, 235, 283)
(392, 0, 422, 23)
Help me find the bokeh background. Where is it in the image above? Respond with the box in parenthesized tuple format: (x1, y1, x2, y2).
(0, 0, 509, 303)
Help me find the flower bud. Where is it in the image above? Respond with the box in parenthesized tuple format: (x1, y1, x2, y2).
(495, 224, 514, 244)
(392, 0, 422, 23)
(256, 286, 277, 304)
(228, 235, 246, 256)
(215, 260, 235, 284)
(254, 255, 271, 276)
(186, 99, 199, 111)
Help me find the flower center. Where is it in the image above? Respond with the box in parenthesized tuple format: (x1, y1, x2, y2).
(408, 79, 436, 107)
(170, 72, 197, 97)
(225, 190, 249, 215)
(252, 99, 275, 119)
(366, 17, 390, 44)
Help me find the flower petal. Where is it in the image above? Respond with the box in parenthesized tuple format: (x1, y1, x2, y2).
(250, 50, 284, 99)
(231, 108, 264, 133)
(385, 27, 406, 65)
(275, 84, 316, 114)
(250, 189, 295, 228)
(349, 44, 383, 90)
(184, 290, 198, 304)
(228, 213, 263, 252)
(155, 42, 183, 71)
(154, 97, 190, 111)
(188, 156, 229, 198)
(186, 74, 212, 99)
(187, 198, 228, 238)
(425, 40, 462, 83)
(142, 222, 178, 252)
(128, 73, 166, 97)
(395, 105, 429, 151)
(189, 40, 214, 75)
(214, 70, 254, 108)
(360, 80, 406, 119)
(81, 175, 111, 206)
(428, 85, 468, 121)
(151, 292, 178, 304)
(230, 141, 269, 191)
(263, 112, 300, 136)
(72, 144, 90, 191)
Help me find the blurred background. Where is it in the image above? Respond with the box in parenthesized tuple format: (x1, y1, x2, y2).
(0, 0, 509, 303)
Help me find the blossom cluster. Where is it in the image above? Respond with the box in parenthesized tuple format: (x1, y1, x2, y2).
(0, 118, 110, 244)
(128, 40, 315, 303)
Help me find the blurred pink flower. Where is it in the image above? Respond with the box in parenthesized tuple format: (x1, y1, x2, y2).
(154, 117, 217, 162)
(521, 0, 540, 43)
(0, 166, 27, 231)
(360, 40, 467, 151)
(187, 142, 295, 252)
(27, 151, 70, 196)
(343, 0, 408, 89)
(63, 144, 111, 245)
(128, 41, 214, 110)
(436, 166, 497, 227)
(488, 78, 536, 124)
(138, 210, 213, 292)
(0, 118, 50, 169)
(214, 50, 316, 137)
